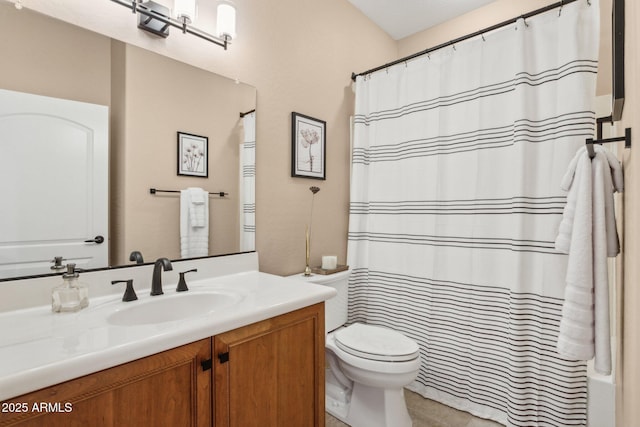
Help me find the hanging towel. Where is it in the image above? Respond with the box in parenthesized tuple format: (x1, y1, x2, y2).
(601, 147, 624, 255)
(592, 150, 612, 374)
(180, 188, 209, 258)
(556, 145, 622, 375)
(556, 150, 594, 361)
(555, 146, 623, 253)
(188, 187, 207, 228)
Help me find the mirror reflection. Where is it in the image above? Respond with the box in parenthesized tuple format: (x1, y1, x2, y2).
(0, 2, 256, 280)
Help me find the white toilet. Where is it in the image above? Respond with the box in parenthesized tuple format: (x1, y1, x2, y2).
(289, 269, 421, 427)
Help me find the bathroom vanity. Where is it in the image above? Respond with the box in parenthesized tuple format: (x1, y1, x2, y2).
(0, 254, 334, 427)
(0, 304, 324, 427)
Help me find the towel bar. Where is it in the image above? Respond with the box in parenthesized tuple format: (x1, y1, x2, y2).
(585, 127, 631, 159)
(149, 188, 228, 197)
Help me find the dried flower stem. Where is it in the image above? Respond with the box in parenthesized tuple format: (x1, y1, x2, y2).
(304, 186, 320, 276)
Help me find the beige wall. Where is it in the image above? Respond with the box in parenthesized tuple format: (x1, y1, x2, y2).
(0, 2, 110, 105)
(619, 1, 640, 425)
(399, 0, 555, 57)
(111, 40, 127, 267)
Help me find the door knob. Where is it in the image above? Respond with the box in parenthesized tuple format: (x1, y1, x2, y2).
(84, 235, 105, 244)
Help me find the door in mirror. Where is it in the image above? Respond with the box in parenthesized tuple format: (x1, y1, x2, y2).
(0, 89, 108, 278)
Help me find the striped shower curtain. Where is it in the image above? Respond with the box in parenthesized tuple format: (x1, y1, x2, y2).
(347, 1, 599, 426)
(240, 112, 256, 251)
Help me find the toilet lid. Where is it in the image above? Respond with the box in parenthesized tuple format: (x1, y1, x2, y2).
(334, 323, 420, 362)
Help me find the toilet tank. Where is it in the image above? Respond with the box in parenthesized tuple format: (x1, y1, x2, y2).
(287, 269, 350, 333)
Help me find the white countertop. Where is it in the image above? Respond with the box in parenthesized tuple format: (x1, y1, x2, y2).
(0, 271, 336, 401)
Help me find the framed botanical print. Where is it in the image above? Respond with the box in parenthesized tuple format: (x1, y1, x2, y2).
(291, 112, 326, 180)
(177, 132, 208, 178)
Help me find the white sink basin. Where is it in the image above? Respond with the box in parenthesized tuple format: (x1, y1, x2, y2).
(107, 290, 243, 326)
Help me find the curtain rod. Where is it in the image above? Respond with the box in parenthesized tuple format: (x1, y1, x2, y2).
(351, 0, 580, 81)
(240, 109, 256, 118)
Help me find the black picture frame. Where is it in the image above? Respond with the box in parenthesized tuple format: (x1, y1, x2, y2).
(177, 132, 208, 178)
(291, 112, 326, 180)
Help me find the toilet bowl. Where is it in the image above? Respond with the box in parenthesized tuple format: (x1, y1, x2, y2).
(326, 322, 421, 427)
(288, 270, 421, 427)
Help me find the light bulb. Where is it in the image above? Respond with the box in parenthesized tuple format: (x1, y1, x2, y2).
(175, 0, 196, 24)
(217, 2, 236, 41)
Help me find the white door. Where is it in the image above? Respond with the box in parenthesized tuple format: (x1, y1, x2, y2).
(0, 89, 108, 278)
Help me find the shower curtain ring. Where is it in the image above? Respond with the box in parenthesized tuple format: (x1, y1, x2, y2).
(558, 0, 563, 16)
(521, 15, 529, 27)
(481, 33, 486, 42)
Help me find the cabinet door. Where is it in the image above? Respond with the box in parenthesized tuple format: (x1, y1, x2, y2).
(214, 303, 325, 427)
(0, 339, 212, 427)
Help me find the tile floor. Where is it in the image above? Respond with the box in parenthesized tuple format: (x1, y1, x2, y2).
(325, 389, 503, 427)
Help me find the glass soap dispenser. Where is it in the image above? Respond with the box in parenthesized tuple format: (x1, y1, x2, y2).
(52, 263, 89, 313)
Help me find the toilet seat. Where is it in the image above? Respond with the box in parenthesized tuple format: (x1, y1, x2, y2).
(334, 323, 419, 362)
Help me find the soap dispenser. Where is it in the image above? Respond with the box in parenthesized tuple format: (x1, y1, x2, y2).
(52, 263, 89, 313)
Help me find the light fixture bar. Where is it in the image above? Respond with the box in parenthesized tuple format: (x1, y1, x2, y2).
(110, 0, 229, 50)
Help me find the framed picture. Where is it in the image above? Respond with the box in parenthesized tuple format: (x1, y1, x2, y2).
(177, 132, 208, 178)
(291, 112, 326, 180)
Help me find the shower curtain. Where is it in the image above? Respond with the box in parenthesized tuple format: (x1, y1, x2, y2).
(348, 1, 599, 426)
(240, 112, 256, 251)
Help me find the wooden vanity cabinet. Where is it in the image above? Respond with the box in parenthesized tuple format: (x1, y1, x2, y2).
(214, 303, 325, 427)
(0, 338, 212, 427)
(0, 302, 325, 427)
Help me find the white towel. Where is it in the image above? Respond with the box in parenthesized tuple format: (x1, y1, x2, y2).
(556, 151, 594, 361)
(188, 187, 208, 228)
(592, 150, 612, 374)
(180, 188, 209, 258)
(601, 147, 623, 256)
(556, 145, 622, 375)
(555, 146, 622, 254)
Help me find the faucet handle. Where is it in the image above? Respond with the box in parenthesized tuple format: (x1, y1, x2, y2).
(50, 256, 66, 271)
(112, 279, 138, 302)
(176, 269, 197, 292)
(129, 251, 144, 264)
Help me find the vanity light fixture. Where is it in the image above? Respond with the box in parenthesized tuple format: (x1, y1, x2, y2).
(109, 0, 236, 50)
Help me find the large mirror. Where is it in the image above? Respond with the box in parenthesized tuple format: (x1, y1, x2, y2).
(0, 2, 256, 280)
